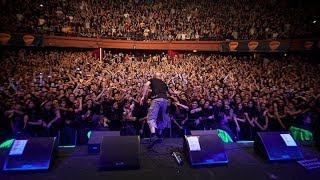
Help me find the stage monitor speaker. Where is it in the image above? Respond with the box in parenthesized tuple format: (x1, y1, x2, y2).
(3, 137, 57, 171)
(99, 135, 140, 170)
(315, 124, 320, 151)
(184, 130, 228, 167)
(88, 131, 120, 154)
(254, 132, 303, 161)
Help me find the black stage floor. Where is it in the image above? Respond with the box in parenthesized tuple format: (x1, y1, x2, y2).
(1, 138, 320, 180)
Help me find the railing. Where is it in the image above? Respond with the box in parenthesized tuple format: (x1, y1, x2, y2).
(44, 35, 221, 51)
(0, 33, 319, 52)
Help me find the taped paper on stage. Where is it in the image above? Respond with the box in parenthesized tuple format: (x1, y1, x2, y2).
(186, 136, 201, 151)
(9, 140, 28, 155)
(280, 134, 297, 147)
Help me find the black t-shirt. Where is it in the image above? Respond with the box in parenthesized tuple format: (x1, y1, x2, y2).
(234, 108, 245, 119)
(106, 108, 123, 122)
(277, 106, 286, 117)
(150, 78, 168, 99)
(202, 107, 214, 119)
(106, 107, 123, 130)
(60, 105, 75, 121)
(189, 108, 203, 120)
(0, 105, 8, 131)
(257, 108, 268, 124)
(133, 103, 148, 119)
(25, 108, 41, 122)
(212, 105, 224, 119)
(244, 107, 258, 119)
(41, 108, 56, 124)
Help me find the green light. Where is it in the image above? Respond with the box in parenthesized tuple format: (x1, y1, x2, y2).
(58, 145, 76, 148)
(87, 131, 92, 139)
(289, 126, 313, 141)
(0, 139, 15, 149)
(217, 129, 233, 143)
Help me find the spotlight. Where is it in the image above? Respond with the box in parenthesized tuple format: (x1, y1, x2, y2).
(313, 20, 317, 24)
(40, 4, 43, 7)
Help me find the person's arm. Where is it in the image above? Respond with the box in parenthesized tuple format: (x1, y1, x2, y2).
(274, 109, 286, 129)
(254, 80, 260, 90)
(256, 101, 261, 112)
(57, 93, 65, 100)
(23, 115, 28, 129)
(140, 81, 151, 105)
(132, 97, 140, 103)
(130, 102, 135, 112)
(190, 107, 202, 114)
(47, 109, 61, 128)
(73, 83, 80, 94)
(11, 109, 24, 116)
(83, 63, 99, 86)
(296, 95, 308, 102)
(244, 112, 255, 127)
(174, 102, 189, 111)
(24, 114, 44, 126)
(9, 112, 15, 131)
(279, 108, 287, 119)
(8, 79, 18, 93)
(208, 112, 215, 120)
(267, 112, 276, 118)
(181, 113, 189, 125)
(172, 118, 183, 129)
(74, 97, 83, 113)
(122, 111, 137, 121)
(253, 116, 264, 130)
(228, 109, 234, 121)
(235, 117, 246, 122)
(67, 73, 77, 84)
(285, 106, 301, 116)
(276, 115, 286, 129)
(217, 92, 224, 100)
(139, 116, 148, 122)
(168, 88, 181, 96)
(58, 107, 74, 112)
(263, 112, 269, 130)
(233, 114, 241, 132)
(95, 88, 105, 102)
(102, 116, 110, 127)
(82, 109, 92, 120)
(5, 110, 14, 119)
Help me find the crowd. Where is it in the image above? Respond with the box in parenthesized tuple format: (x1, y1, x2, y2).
(0, 0, 319, 40)
(0, 48, 319, 145)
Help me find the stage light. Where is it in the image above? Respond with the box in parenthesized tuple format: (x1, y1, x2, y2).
(0, 139, 14, 149)
(313, 20, 317, 24)
(40, 4, 43, 7)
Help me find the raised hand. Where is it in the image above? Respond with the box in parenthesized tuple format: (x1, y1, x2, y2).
(139, 97, 145, 105)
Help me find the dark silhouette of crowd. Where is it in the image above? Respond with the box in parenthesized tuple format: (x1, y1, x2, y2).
(0, 48, 319, 145)
(0, 0, 319, 40)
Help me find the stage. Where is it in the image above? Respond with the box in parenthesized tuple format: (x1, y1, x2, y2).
(1, 138, 320, 180)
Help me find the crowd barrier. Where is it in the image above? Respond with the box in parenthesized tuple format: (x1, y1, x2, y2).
(0, 33, 320, 52)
